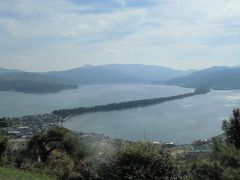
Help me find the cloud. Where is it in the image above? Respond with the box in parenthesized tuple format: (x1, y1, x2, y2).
(0, 0, 240, 71)
(108, 50, 121, 57)
(64, 31, 77, 37)
(113, 0, 127, 7)
(15, 55, 27, 61)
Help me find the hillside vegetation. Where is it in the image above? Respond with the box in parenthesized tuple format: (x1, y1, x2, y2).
(1, 108, 240, 179)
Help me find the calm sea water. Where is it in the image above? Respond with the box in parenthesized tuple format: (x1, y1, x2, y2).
(64, 88, 240, 143)
(1, 84, 240, 143)
(0, 84, 192, 117)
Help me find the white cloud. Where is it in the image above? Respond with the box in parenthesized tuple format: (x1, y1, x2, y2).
(0, 0, 240, 71)
(64, 31, 77, 37)
(15, 55, 27, 61)
(113, 0, 128, 7)
(108, 50, 121, 57)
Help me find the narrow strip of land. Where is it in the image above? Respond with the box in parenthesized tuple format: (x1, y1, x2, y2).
(52, 89, 210, 119)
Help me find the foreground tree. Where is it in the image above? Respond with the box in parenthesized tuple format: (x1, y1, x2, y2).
(222, 109, 240, 148)
(26, 127, 84, 163)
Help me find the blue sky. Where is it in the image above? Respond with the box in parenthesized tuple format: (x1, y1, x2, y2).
(0, 0, 240, 71)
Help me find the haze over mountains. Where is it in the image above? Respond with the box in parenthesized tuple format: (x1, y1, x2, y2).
(0, 64, 192, 86)
(0, 64, 240, 93)
(42, 64, 193, 83)
(166, 66, 240, 90)
(0, 68, 22, 75)
(45, 65, 141, 84)
(98, 64, 193, 81)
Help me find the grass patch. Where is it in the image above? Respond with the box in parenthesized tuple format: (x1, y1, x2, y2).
(0, 167, 56, 180)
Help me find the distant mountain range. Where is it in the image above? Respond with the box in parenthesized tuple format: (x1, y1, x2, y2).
(0, 79, 77, 94)
(98, 64, 193, 81)
(44, 64, 192, 83)
(0, 69, 78, 93)
(1, 64, 240, 93)
(0, 68, 22, 75)
(45, 65, 141, 84)
(0, 65, 192, 92)
(165, 66, 240, 90)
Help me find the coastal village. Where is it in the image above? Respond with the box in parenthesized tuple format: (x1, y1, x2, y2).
(0, 113, 213, 159)
(1, 114, 60, 139)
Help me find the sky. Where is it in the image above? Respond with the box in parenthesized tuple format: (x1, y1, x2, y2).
(0, 0, 240, 72)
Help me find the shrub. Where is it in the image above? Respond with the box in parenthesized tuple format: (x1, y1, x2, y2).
(98, 142, 182, 180)
(46, 150, 74, 179)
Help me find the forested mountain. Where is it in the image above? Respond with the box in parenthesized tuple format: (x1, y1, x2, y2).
(0, 72, 65, 83)
(0, 68, 22, 75)
(0, 72, 77, 93)
(2, 65, 240, 93)
(100, 64, 192, 82)
(45, 65, 141, 84)
(166, 66, 240, 89)
(0, 64, 194, 86)
(100, 64, 193, 81)
(0, 79, 77, 93)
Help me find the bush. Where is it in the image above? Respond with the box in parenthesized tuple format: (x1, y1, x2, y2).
(46, 150, 74, 179)
(98, 142, 182, 180)
(189, 139, 240, 180)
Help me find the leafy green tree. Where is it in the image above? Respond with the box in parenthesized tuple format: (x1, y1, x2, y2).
(26, 127, 84, 163)
(98, 142, 182, 180)
(222, 109, 240, 148)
